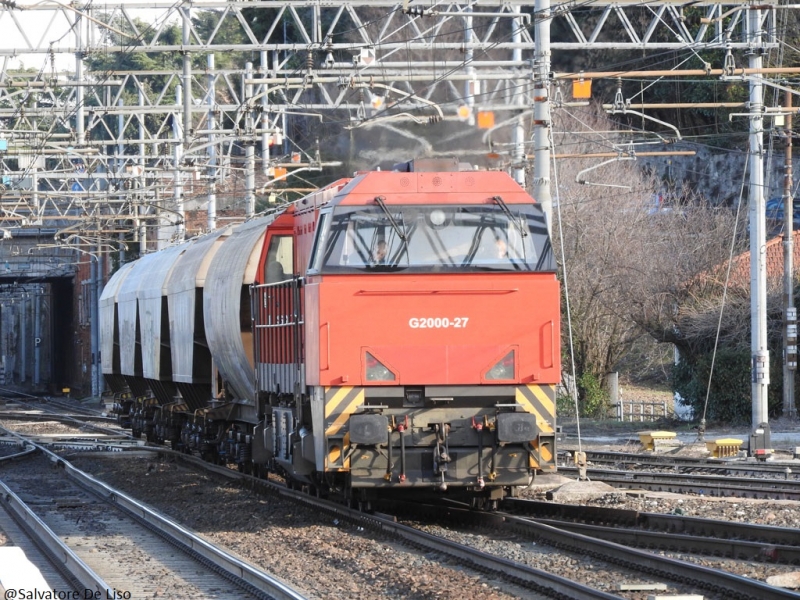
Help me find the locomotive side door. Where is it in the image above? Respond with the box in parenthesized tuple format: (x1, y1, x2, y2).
(263, 232, 294, 283)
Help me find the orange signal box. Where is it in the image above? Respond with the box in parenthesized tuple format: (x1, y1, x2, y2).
(572, 79, 592, 99)
(476, 111, 495, 129)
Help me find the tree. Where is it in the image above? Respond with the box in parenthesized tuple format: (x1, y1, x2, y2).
(550, 106, 658, 411)
(550, 105, 747, 413)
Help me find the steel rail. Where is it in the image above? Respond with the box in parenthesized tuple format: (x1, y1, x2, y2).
(157, 451, 621, 600)
(384, 499, 800, 599)
(54, 452, 308, 600)
(505, 498, 800, 547)
(0, 428, 308, 600)
(0, 409, 116, 423)
(0, 479, 112, 597)
(495, 513, 800, 600)
(533, 519, 800, 564)
(581, 449, 798, 473)
(0, 441, 37, 462)
(2, 416, 621, 600)
(558, 465, 800, 500)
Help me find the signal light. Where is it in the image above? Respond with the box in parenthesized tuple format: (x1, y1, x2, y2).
(456, 104, 472, 121)
(365, 352, 395, 381)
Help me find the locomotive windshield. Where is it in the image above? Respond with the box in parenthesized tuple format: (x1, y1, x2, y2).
(313, 203, 555, 273)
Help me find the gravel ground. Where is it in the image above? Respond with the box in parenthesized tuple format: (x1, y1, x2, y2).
(66, 451, 800, 600)
(541, 408, 800, 593)
(0, 419, 89, 436)
(585, 490, 800, 589)
(5, 395, 800, 599)
(413, 488, 800, 598)
(69, 455, 532, 600)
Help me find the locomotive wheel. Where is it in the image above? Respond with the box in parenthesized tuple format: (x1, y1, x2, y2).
(471, 497, 499, 511)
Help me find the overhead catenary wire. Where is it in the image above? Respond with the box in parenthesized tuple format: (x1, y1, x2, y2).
(1, 0, 795, 245)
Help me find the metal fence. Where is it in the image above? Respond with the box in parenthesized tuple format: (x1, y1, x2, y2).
(613, 401, 669, 422)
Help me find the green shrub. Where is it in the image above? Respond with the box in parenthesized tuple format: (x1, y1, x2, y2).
(672, 347, 783, 425)
(556, 387, 577, 418)
(578, 372, 611, 418)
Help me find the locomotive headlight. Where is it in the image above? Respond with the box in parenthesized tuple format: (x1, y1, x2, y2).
(486, 350, 515, 380)
(429, 209, 446, 226)
(365, 352, 396, 381)
(350, 414, 388, 445)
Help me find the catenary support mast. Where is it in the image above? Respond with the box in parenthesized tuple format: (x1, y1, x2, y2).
(533, 0, 553, 232)
(748, 7, 770, 430)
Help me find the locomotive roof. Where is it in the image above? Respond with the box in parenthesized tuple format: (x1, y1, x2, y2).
(331, 169, 535, 206)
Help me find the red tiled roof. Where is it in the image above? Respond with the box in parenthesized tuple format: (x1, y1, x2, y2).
(726, 234, 800, 290)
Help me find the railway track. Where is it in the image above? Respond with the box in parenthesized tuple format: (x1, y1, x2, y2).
(580, 449, 800, 479)
(557, 465, 800, 500)
(97, 450, 622, 600)
(0, 492, 79, 592)
(5, 403, 800, 598)
(382, 499, 800, 600)
(1, 414, 617, 599)
(65, 445, 800, 600)
(504, 498, 800, 564)
(0, 434, 307, 600)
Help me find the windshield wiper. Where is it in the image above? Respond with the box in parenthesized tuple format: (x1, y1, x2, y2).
(374, 195, 407, 241)
(492, 195, 528, 238)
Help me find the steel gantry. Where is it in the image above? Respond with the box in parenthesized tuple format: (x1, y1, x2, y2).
(0, 0, 782, 239)
(0, 0, 791, 422)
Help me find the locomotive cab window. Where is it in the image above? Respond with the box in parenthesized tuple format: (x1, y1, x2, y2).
(264, 235, 294, 283)
(319, 203, 554, 273)
(307, 210, 331, 275)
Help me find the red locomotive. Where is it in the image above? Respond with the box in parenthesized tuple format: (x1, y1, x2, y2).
(101, 158, 560, 508)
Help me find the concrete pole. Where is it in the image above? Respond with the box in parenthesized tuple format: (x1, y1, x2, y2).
(33, 290, 41, 386)
(533, 0, 553, 233)
(116, 98, 126, 261)
(207, 54, 217, 231)
(511, 6, 525, 187)
(90, 253, 99, 397)
(31, 161, 39, 226)
(19, 295, 26, 384)
(96, 250, 104, 397)
(260, 50, 270, 175)
(464, 9, 476, 127)
(182, 6, 192, 146)
(748, 7, 769, 429)
(138, 88, 147, 253)
(75, 12, 85, 146)
(783, 91, 797, 419)
(244, 62, 255, 219)
(173, 85, 185, 243)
